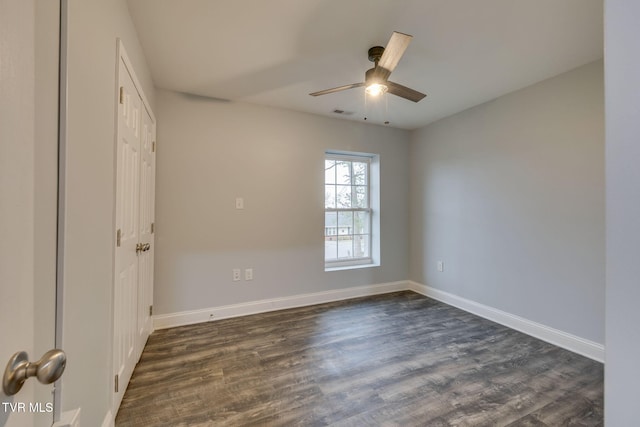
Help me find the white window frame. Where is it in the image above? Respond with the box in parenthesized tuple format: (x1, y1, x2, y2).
(324, 152, 378, 270)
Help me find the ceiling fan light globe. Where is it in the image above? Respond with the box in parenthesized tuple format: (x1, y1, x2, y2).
(365, 83, 388, 97)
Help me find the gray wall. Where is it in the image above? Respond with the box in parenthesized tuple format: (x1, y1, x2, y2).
(409, 61, 604, 344)
(604, 0, 640, 423)
(154, 89, 410, 315)
(62, 1, 155, 425)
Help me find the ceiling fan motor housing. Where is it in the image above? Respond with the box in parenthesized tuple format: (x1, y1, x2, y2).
(365, 67, 382, 85)
(368, 46, 385, 63)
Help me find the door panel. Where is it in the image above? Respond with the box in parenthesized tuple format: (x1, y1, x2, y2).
(113, 58, 141, 411)
(137, 108, 155, 357)
(1, 0, 58, 426)
(113, 44, 156, 415)
(0, 2, 38, 424)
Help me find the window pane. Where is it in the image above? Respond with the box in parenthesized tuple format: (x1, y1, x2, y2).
(336, 185, 351, 208)
(354, 211, 369, 234)
(354, 235, 370, 258)
(325, 185, 336, 208)
(325, 160, 336, 184)
(325, 212, 337, 236)
(325, 153, 374, 268)
(325, 238, 337, 261)
(337, 235, 353, 259)
(353, 162, 367, 185)
(337, 211, 353, 235)
(336, 161, 352, 185)
(355, 186, 368, 208)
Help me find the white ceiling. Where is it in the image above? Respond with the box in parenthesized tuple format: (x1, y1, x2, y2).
(127, 0, 603, 130)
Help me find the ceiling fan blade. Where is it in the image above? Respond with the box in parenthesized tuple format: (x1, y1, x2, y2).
(373, 31, 413, 81)
(386, 81, 427, 103)
(309, 83, 364, 96)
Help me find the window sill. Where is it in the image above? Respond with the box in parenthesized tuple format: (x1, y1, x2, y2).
(324, 262, 380, 272)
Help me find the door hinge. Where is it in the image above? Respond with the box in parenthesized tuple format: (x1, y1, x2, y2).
(116, 229, 122, 247)
(119, 86, 124, 104)
(151, 222, 154, 234)
(152, 141, 156, 152)
(149, 305, 153, 316)
(115, 374, 119, 393)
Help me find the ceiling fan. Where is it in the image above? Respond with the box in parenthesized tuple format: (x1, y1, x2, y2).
(310, 31, 426, 103)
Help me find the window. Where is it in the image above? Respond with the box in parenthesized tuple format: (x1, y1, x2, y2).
(324, 153, 375, 268)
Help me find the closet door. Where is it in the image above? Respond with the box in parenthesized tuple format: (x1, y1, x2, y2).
(136, 107, 155, 358)
(113, 41, 157, 416)
(113, 56, 141, 411)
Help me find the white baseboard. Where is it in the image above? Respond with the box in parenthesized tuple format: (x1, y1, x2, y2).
(153, 281, 408, 330)
(52, 408, 81, 427)
(100, 410, 113, 427)
(408, 281, 604, 363)
(152, 279, 603, 363)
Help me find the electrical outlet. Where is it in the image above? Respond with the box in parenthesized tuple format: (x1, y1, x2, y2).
(437, 261, 444, 272)
(245, 268, 253, 281)
(232, 268, 241, 281)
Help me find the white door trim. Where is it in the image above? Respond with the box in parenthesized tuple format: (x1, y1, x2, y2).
(55, 0, 69, 417)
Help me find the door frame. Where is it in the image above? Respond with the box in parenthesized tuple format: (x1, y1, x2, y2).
(54, 0, 69, 418)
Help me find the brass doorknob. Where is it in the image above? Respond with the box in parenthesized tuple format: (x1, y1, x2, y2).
(136, 243, 151, 253)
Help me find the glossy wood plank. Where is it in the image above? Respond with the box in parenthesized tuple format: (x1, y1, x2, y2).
(116, 291, 603, 426)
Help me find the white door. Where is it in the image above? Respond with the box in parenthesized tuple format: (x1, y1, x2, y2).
(137, 107, 156, 358)
(113, 57, 142, 412)
(113, 43, 156, 413)
(1, 0, 59, 426)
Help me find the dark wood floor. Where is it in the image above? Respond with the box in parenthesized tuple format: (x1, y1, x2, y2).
(115, 291, 603, 426)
